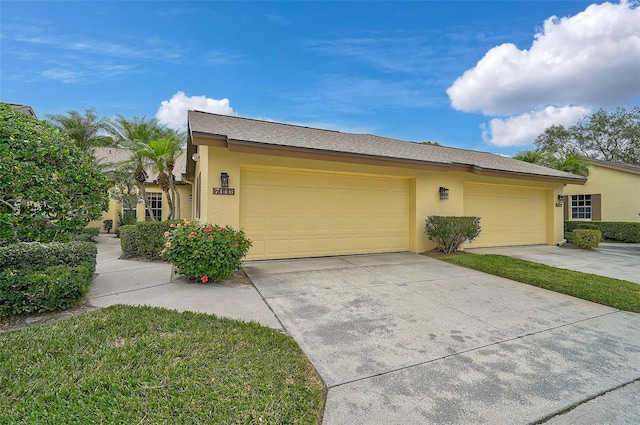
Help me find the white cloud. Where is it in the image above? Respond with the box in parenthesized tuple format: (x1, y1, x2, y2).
(156, 91, 235, 130)
(482, 105, 591, 147)
(447, 1, 640, 115)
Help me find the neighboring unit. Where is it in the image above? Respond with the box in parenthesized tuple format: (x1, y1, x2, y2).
(563, 158, 640, 222)
(186, 111, 585, 260)
(88, 147, 192, 230)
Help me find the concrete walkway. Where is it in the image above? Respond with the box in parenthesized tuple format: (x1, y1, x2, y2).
(244, 253, 640, 424)
(88, 234, 281, 330)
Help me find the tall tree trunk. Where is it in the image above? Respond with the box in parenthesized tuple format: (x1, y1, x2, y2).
(138, 183, 155, 221)
(164, 188, 174, 220)
(169, 172, 181, 220)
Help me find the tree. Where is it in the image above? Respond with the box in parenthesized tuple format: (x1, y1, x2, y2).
(46, 108, 114, 154)
(514, 150, 590, 177)
(110, 116, 163, 221)
(139, 135, 183, 220)
(0, 102, 109, 244)
(534, 106, 640, 166)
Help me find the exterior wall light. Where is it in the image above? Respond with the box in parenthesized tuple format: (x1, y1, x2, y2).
(191, 152, 200, 161)
(220, 172, 230, 188)
(439, 186, 449, 200)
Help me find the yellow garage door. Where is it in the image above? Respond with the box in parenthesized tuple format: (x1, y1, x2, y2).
(463, 183, 548, 247)
(240, 168, 411, 260)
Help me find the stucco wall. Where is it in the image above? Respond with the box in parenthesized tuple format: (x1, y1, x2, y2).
(192, 145, 566, 253)
(564, 164, 640, 223)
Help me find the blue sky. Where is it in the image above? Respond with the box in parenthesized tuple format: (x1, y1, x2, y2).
(2, 1, 639, 156)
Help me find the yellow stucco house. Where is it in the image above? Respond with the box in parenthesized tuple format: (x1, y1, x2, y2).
(88, 147, 192, 231)
(563, 158, 640, 223)
(185, 111, 586, 260)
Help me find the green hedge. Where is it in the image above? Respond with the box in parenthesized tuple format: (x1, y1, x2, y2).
(119, 225, 138, 258)
(120, 221, 182, 260)
(571, 229, 602, 249)
(0, 264, 93, 317)
(0, 242, 97, 273)
(0, 241, 97, 317)
(565, 221, 640, 243)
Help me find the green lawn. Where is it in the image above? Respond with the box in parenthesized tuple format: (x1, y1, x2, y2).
(443, 254, 640, 313)
(0, 305, 324, 424)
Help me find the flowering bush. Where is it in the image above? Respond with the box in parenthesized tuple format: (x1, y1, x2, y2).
(161, 221, 251, 282)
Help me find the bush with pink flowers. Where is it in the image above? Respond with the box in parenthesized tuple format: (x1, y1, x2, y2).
(161, 221, 251, 282)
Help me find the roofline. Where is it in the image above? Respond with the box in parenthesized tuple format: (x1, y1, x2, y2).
(587, 158, 640, 176)
(188, 132, 586, 184)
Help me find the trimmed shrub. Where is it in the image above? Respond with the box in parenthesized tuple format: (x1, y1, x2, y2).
(425, 216, 481, 254)
(0, 264, 93, 317)
(0, 242, 97, 273)
(162, 221, 251, 282)
(0, 241, 97, 317)
(119, 225, 138, 258)
(565, 221, 640, 243)
(135, 221, 182, 259)
(572, 229, 602, 250)
(103, 219, 113, 234)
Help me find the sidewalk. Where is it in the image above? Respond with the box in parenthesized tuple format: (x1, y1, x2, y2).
(88, 234, 282, 330)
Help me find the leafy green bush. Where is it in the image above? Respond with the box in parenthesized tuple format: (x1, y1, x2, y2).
(425, 216, 481, 254)
(0, 263, 93, 317)
(565, 221, 640, 243)
(0, 241, 97, 317)
(0, 102, 109, 244)
(135, 221, 182, 259)
(119, 225, 138, 258)
(162, 221, 251, 282)
(0, 242, 97, 273)
(571, 229, 602, 249)
(103, 219, 113, 234)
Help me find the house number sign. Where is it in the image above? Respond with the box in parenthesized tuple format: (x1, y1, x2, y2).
(213, 187, 235, 195)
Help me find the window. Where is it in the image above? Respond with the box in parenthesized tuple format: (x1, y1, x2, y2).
(571, 194, 591, 219)
(145, 193, 163, 221)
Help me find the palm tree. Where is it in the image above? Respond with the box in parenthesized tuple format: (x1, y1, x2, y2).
(513, 150, 553, 166)
(111, 116, 163, 221)
(514, 150, 589, 177)
(140, 135, 183, 220)
(549, 155, 590, 177)
(46, 108, 114, 154)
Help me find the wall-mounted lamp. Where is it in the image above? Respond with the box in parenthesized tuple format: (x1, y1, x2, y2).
(220, 172, 230, 188)
(191, 152, 200, 161)
(557, 194, 565, 202)
(439, 186, 449, 200)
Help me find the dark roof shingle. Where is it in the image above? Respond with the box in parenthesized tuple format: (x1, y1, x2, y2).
(188, 111, 586, 183)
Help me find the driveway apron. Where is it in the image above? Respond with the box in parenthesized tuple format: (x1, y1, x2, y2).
(244, 253, 640, 424)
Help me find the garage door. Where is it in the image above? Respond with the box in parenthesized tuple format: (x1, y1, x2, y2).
(463, 183, 548, 247)
(240, 168, 411, 260)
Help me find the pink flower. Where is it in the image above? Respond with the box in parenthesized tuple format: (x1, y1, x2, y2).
(201, 276, 209, 283)
(184, 221, 191, 226)
(208, 234, 214, 240)
(163, 231, 170, 237)
(161, 248, 167, 254)
(170, 224, 175, 228)
(176, 224, 181, 228)
(218, 226, 225, 232)
(165, 242, 171, 247)
(205, 225, 212, 232)
(234, 243, 239, 248)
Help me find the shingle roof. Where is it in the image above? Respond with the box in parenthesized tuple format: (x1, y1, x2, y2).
(587, 158, 640, 176)
(188, 110, 586, 183)
(93, 147, 187, 183)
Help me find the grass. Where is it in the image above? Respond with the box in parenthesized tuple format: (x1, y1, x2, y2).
(0, 305, 324, 424)
(443, 254, 640, 313)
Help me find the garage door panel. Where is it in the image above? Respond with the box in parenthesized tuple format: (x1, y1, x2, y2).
(464, 184, 547, 247)
(241, 168, 411, 259)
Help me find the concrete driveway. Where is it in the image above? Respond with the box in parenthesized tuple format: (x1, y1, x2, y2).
(244, 253, 640, 424)
(467, 243, 640, 284)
